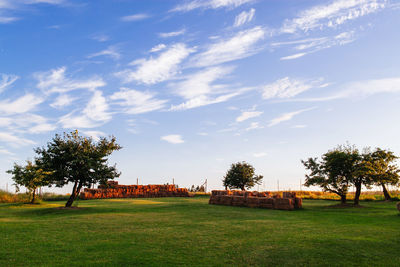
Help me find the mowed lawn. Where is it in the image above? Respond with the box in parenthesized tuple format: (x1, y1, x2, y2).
(1, 197, 399, 266)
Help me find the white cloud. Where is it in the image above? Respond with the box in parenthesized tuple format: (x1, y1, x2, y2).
(120, 13, 150, 22)
(236, 110, 263, 122)
(0, 132, 35, 147)
(115, 43, 194, 84)
(234, 8, 255, 27)
(0, 0, 65, 23)
(169, 66, 246, 110)
(59, 90, 111, 129)
(280, 53, 307, 61)
(87, 45, 120, 60)
(150, 44, 166, 53)
(281, 0, 386, 34)
(268, 108, 314, 127)
(246, 122, 263, 131)
(0, 94, 44, 115)
(291, 77, 400, 102)
(0, 146, 14, 156)
(277, 31, 356, 60)
(35, 67, 106, 94)
(191, 26, 265, 67)
(91, 33, 110, 42)
(28, 123, 56, 134)
(159, 29, 185, 38)
(110, 88, 167, 114)
(262, 77, 325, 99)
(161, 134, 184, 144)
(253, 152, 267, 158)
(171, 0, 255, 12)
(170, 92, 241, 111)
(0, 73, 18, 93)
(83, 90, 111, 122)
(50, 94, 76, 109)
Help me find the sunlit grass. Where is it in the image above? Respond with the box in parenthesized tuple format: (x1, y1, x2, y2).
(1, 197, 399, 266)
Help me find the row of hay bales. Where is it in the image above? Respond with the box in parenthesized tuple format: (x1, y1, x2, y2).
(80, 182, 189, 199)
(209, 190, 302, 210)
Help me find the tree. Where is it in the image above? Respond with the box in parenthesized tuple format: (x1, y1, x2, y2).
(35, 131, 122, 207)
(367, 148, 400, 201)
(223, 162, 263, 191)
(302, 145, 361, 205)
(7, 161, 51, 204)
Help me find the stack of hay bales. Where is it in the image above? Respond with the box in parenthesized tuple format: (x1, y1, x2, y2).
(80, 181, 189, 199)
(209, 190, 302, 210)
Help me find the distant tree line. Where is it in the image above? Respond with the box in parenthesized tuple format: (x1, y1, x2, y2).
(302, 144, 400, 205)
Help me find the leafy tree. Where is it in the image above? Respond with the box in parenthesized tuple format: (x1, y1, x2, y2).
(302, 145, 361, 204)
(35, 131, 122, 207)
(223, 162, 263, 190)
(7, 160, 51, 203)
(366, 148, 400, 201)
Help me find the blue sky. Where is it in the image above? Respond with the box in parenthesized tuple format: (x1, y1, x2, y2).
(1, 0, 400, 193)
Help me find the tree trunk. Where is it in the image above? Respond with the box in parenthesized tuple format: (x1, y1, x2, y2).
(65, 181, 80, 207)
(31, 189, 36, 204)
(381, 183, 392, 201)
(340, 194, 347, 204)
(354, 182, 362, 206)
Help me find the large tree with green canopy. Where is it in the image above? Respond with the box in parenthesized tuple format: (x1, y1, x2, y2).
(35, 130, 122, 207)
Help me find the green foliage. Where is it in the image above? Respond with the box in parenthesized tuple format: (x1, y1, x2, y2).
(223, 161, 263, 190)
(6, 161, 51, 203)
(302, 144, 361, 204)
(35, 130, 122, 207)
(303, 145, 400, 204)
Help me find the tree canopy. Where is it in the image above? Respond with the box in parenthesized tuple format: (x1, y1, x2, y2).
(7, 160, 51, 203)
(303, 145, 400, 205)
(302, 145, 361, 204)
(35, 131, 122, 207)
(223, 161, 263, 191)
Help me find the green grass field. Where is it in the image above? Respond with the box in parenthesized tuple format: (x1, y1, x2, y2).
(1, 197, 399, 266)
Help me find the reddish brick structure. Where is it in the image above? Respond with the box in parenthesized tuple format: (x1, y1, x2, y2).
(80, 181, 189, 199)
(209, 190, 302, 210)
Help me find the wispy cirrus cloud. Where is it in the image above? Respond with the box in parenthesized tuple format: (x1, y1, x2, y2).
(169, 66, 246, 110)
(161, 134, 184, 144)
(150, 44, 166, 53)
(268, 107, 315, 127)
(158, 29, 185, 38)
(58, 90, 111, 129)
(171, 0, 255, 12)
(281, 0, 386, 34)
(35, 67, 106, 94)
(87, 45, 121, 60)
(236, 109, 263, 122)
(115, 43, 194, 85)
(0, 132, 36, 147)
(50, 94, 76, 109)
(293, 77, 400, 102)
(110, 88, 167, 114)
(262, 77, 328, 100)
(0, 73, 18, 93)
(120, 13, 150, 22)
(234, 8, 255, 27)
(0, 0, 66, 23)
(190, 26, 266, 67)
(277, 31, 356, 60)
(0, 94, 44, 115)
